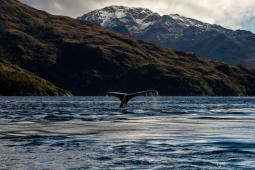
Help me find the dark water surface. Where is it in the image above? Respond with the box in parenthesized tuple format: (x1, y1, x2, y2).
(0, 97, 255, 169)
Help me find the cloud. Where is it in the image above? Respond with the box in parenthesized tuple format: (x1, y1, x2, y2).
(19, 0, 255, 32)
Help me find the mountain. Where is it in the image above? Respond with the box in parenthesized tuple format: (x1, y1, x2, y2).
(79, 6, 255, 69)
(1, 0, 255, 96)
(0, 59, 71, 96)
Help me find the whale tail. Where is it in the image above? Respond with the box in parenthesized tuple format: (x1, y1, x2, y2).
(106, 90, 159, 108)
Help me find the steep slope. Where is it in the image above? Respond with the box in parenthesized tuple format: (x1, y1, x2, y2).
(1, 0, 255, 96)
(0, 59, 71, 96)
(80, 6, 255, 69)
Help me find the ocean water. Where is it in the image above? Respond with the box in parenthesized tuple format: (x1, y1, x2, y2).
(0, 97, 255, 170)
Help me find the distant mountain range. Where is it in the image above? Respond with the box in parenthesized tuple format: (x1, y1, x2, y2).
(79, 6, 255, 69)
(1, 0, 255, 96)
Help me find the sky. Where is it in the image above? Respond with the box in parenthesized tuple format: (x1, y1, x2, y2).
(20, 0, 255, 33)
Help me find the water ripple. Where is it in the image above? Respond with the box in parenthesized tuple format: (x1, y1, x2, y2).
(0, 97, 255, 169)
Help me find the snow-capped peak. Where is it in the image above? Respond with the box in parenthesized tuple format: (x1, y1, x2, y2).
(79, 6, 228, 35)
(79, 6, 160, 33)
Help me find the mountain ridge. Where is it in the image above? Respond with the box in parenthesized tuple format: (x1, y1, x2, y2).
(80, 6, 255, 69)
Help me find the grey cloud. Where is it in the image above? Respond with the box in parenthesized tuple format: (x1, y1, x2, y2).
(20, 0, 96, 17)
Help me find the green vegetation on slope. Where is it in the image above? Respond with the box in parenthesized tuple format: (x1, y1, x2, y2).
(0, 59, 71, 96)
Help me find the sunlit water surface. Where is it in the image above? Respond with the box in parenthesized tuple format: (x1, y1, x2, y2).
(0, 97, 255, 169)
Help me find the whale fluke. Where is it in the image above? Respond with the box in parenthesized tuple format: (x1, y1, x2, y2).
(106, 90, 159, 108)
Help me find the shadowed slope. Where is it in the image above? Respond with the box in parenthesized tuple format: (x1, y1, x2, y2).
(0, 59, 71, 96)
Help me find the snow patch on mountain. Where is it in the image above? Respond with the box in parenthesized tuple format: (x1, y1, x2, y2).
(79, 6, 159, 33)
(169, 14, 209, 29)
